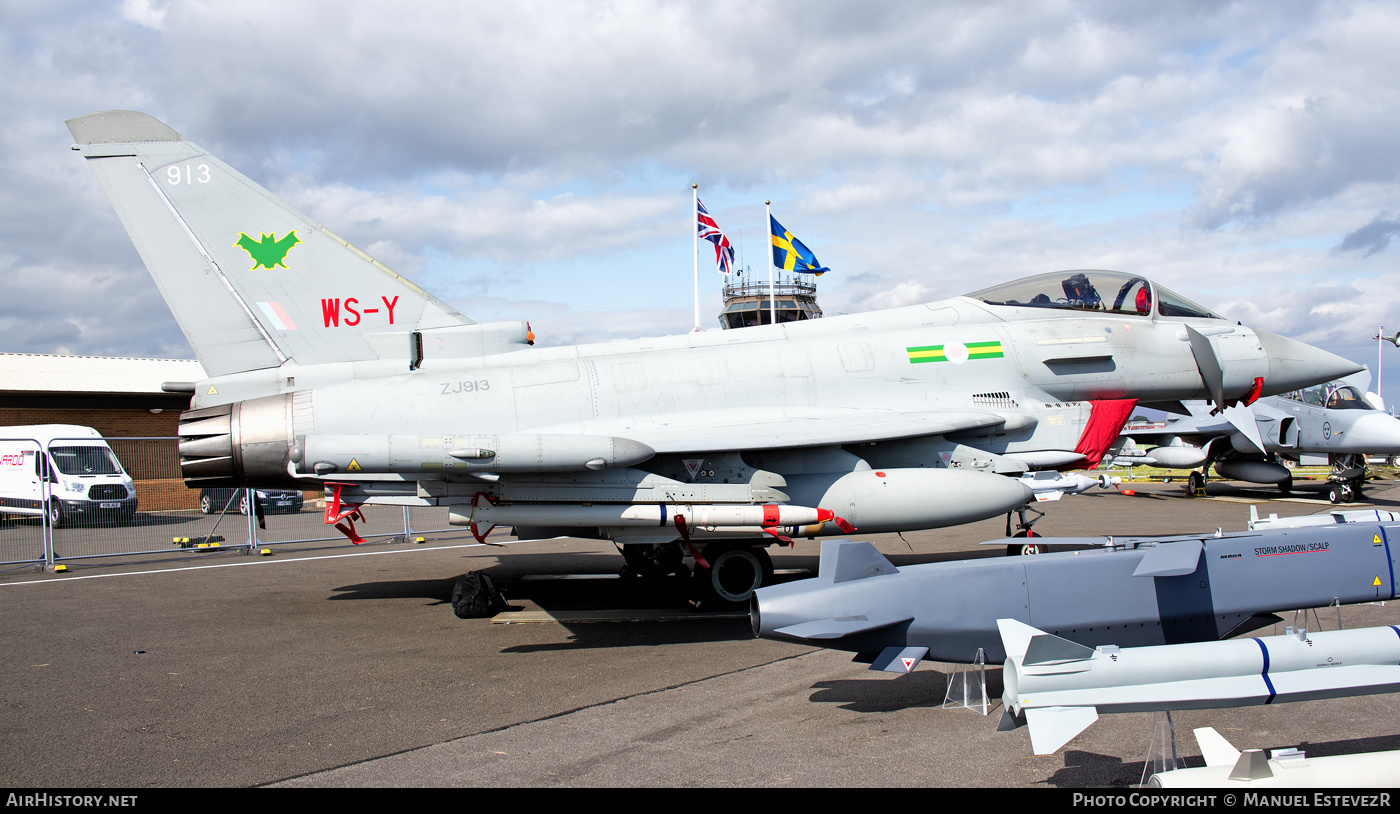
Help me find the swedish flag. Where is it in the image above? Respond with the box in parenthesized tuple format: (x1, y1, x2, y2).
(770, 215, 829, 275)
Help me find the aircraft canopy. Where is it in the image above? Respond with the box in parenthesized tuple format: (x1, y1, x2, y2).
(967, 270, 1220, 319)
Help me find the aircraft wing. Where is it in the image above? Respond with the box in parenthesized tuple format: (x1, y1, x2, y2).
(1121, 417, 1232, 442)
(1122, 402, 1268, 453)
(524, 407, 1010, 454)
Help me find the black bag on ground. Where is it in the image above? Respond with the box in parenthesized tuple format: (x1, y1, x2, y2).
(451, 571, 509, 618)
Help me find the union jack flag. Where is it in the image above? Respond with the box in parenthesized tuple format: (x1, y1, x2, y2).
(697, 198, 736, 274)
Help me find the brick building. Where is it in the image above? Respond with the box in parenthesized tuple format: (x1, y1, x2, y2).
(0, 353, 206, 510)
(0, 353, 203, 436)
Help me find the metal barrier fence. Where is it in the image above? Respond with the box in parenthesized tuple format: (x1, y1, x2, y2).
(1, 436, 476, 570)
(0, 438, 51, 567)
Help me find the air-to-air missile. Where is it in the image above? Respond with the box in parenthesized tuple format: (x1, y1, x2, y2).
(751, 522, 1399, 669)
(1248, 506, 1399, 531)
(1147, 727, 1400, 788)
(996, 618, 1400, 755)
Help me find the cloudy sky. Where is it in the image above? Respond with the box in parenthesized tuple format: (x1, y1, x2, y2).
(3, 1, 1399, 405)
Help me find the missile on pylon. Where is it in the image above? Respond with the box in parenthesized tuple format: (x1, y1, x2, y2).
(1146, 727, 1400, 788)
(450, 501, 837, 530)
(752, 522, 1399, 671)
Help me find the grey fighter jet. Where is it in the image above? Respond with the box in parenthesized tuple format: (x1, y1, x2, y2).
(1115, 379, 1400, 502)
(65, 110, 1361, 603)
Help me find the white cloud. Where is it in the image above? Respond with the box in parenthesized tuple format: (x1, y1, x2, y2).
(1, 0, 1398, 405)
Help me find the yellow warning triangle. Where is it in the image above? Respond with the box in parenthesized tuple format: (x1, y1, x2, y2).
(1374, 534, 1383, 545)
(207, 385, 219, 395)
(1375, 576, 1384, 587)
(346, 458, 362, 472)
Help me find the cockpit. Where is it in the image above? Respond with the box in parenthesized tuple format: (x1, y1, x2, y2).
(1280, 383, 1374, 410)
(966, 270, 1220, 319)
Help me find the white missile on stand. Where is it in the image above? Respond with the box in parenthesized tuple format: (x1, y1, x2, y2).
(996, 618, 1400, 756)
(1147, 727, 1400, 788)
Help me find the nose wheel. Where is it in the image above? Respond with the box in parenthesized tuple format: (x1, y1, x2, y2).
(1328, 483, 1357, 504)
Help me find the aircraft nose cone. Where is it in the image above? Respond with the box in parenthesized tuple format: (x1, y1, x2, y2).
(1255, 330, 1363, 396)
(1341, 412, 1400, 453)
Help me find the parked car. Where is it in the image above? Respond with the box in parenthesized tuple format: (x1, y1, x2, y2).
(198, 488, 304, 516)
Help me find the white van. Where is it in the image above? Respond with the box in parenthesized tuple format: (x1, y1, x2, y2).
(0, 425, 137, 527)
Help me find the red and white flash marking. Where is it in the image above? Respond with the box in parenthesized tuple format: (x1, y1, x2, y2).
(257, 301, 298, 331)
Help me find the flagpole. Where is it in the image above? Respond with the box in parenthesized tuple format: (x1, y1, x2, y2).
(765, 199, 776, 325)
(692, 183, 700, 332)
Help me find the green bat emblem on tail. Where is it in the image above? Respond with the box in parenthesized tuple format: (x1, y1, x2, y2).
(235, 231, 301, 269)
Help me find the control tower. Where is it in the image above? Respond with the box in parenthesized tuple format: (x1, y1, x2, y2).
(718, 268, 823, 329)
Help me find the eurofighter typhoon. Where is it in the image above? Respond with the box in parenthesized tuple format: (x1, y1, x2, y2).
(65, 110, 1361, 603)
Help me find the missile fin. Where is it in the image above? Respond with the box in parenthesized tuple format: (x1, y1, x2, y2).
(818, 540, 900, 583)
(1024, 706, 1099, 755)
(870, 646, 928, 673)
(1228, 749, 1275, 781)
(1193, 727, 1242, 768)
(996, 708, 1024, 732)
(773, 614, 913, 640)
(997, 618, 1094, 667)
(1024, 634, 1095, 669)
(1132, 539, 1204, 577)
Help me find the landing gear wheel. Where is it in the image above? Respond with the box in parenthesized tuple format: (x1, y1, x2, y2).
(620, 543, 686, 579)
(1279, 476, 1292, 495)
(1006, 531, 1040, 556)
(698, 546, 774, 606)
(1186, 471, 1205, 496)
(1328, 484, 1346, 504)
(47, 498, 64, 529)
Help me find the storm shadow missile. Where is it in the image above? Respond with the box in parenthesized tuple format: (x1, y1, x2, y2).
(997, 619, 1400, 755)
(1147, 727, 1400, 788)
(752, 523, 1399, 669)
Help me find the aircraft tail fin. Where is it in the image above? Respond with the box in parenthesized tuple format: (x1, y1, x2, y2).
(66, 111, 475, 377)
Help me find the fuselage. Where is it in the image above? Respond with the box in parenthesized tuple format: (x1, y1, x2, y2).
(187, 290, 1274, 488)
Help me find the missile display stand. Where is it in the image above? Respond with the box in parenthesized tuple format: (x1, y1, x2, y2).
(942, 648, 992, 716)
(1139, 713, 1182, 788)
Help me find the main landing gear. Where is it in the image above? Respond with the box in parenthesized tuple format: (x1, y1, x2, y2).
(620, 541, 777, 608)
